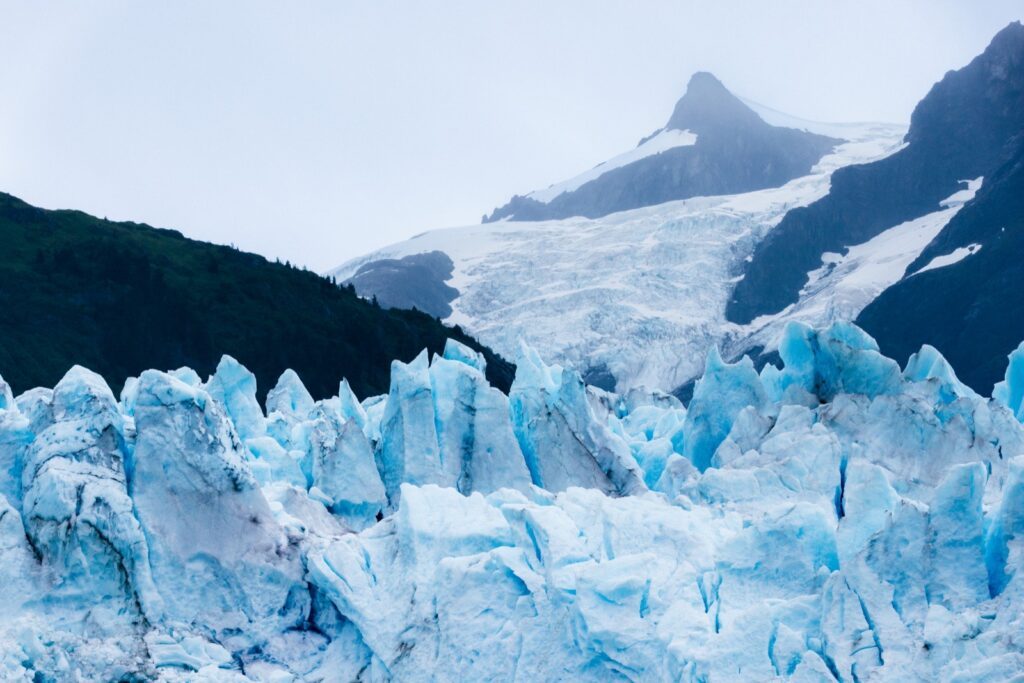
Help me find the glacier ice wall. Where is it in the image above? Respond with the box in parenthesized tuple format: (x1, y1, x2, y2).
(2, 332, 1024, 681)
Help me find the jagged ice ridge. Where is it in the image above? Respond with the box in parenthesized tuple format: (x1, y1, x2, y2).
(2, 325, 1024, 681)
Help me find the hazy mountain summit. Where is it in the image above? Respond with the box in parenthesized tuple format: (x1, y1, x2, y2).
(665, 70, 771, 131)
(483, 71, 842, 222)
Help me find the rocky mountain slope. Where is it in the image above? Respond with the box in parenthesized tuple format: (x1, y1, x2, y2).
(856, 137, 1024, 393)
(484, 71, 841, 222)
(730, 21, 1024, 393)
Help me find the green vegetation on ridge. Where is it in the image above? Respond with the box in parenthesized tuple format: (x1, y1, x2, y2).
(0, 192, 514, 399)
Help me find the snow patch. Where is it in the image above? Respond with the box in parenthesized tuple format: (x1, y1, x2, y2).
(915, 243, 982, 274)
(740, 96, 906, 141)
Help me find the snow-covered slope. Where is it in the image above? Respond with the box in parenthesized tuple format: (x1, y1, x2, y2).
(332, 121, 906, 394)
(737, 176, 984, 362)
(735, 22, 1024, 396)
(4, 324, 1024, 680)
(528, 127, 698, 203)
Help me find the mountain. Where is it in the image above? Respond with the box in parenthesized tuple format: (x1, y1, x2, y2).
(4, 322, 1024, 679)
(344, 250, 459, 319)
(337, 24, 1024, 398)
(8, 23, 1024, 681)
(727, 22, 1024, 338)
(0, 191, 514, 398)
(332, 111, 904, 394)
(857, 136, 1024, 392)
(484, 72, 842, 222)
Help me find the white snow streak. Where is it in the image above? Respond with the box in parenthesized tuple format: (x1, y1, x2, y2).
(916, 243, 983, 274)
(527, 128, 698, 203)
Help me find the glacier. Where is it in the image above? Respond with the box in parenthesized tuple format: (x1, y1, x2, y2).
(330, 120, 907, 395)
(3, 330, 1024, 681)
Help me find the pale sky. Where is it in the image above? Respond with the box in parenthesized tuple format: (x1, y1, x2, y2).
(1, 2, 1022, 271)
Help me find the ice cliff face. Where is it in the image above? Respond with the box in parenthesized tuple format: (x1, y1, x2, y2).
(3, 328, 1024, 681)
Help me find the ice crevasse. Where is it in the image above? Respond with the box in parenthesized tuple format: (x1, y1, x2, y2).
(3, 326, 1024, 681)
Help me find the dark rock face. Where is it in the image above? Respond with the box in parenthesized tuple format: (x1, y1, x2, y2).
(664, 71, 765, 132)
(344, 251, 459, 319)
(857, 139, 1024, 394)
(727, 21, 1024, 325)
(484, 72, 841, 222)
(582, 363, 617, 392)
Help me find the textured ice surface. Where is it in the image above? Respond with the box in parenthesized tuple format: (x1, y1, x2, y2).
(510, 344, 645, 495)
(3, 323, 1024, 681)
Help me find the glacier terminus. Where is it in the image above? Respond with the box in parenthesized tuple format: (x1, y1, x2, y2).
(3, 326, 1024, 681)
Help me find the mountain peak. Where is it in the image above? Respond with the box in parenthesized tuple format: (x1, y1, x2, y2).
(665, 71, 763, 132)
(483, 69, 841, 223)
(970, 19, 1024, 83)
(983, 20, 1024, 81)
(990, 19, 1024, 47)
(904, 18, 1024, 153)
(687, 70, 728, 90)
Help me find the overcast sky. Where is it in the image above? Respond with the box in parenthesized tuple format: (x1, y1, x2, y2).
(2, 2, 1022, 271)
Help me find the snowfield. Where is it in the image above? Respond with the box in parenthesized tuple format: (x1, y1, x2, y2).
(3, 323, 1024, 681)
(331, 120, 909, 394)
